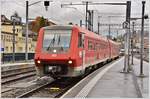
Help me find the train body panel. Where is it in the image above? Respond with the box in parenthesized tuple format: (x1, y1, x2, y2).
(34, 25, 120, 78)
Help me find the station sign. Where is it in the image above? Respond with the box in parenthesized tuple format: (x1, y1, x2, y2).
(1, 48, 4, 51)
(11, 16, 21, 22)
(122, 21, 130, 29)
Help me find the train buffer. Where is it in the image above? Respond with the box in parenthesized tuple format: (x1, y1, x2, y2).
(61, 57, 149, 98)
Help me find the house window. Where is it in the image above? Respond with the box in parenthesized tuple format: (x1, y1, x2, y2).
(10, 47, 13, 51)
(1, 35, 3, 40)
(29, 47, 31, 51)
(6, 46, 8, 51)
(19, 47, 23, 51)
(16, 28, 19, 32)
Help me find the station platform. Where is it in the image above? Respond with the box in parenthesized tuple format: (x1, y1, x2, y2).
(1, 62, 34, 67)
(61, 57, 149, 98)
(1, 60, 34, 67)
(1, 61, 34, 71)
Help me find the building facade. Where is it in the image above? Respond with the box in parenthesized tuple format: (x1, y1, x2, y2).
(1, 15, 36, 53)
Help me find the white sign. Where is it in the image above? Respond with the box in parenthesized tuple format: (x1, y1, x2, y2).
(122, 21, 130, 29)
(11, 16, 21, 22)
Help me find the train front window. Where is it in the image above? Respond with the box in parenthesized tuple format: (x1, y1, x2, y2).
(43, 29, 72, 53)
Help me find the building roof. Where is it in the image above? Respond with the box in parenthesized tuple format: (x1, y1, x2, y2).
(1, 15, 22, 25)
(1, 15, 12, 24)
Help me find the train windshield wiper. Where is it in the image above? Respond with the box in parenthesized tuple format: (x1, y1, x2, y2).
(57, 35, 61, 45)
(47, 34, 56, 51)
(57, 35, 64, 51)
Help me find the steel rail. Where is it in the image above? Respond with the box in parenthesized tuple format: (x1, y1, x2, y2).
(1, 72, 36, 84)
(2, 69, 35, 78)
(17, 80, 55, 98)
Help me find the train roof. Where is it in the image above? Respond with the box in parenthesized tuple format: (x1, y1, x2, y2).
(73, 25, 108, 42)
(74, 25, 119, 46)
(43, 25, 73, 30)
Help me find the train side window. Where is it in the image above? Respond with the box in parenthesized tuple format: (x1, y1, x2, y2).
(93, 43, 96, 50)
(100, 43, 103, 49)
(96, 43, 99, 50)
(78, 32, 84, 48)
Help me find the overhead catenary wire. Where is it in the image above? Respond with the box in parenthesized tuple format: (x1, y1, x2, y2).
(2, 1, 45, 19)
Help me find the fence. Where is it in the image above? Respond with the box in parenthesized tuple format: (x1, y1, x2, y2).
(1, 53, 34, 63)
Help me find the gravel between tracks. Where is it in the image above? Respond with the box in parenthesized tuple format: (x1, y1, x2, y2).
(1, 76, 37, 98)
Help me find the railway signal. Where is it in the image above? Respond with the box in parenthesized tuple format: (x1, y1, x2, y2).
(44, 1, 52, 11)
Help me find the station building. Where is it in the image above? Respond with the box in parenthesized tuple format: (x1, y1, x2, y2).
(1, 15, 36, 53)
(1, 15, 56, 62)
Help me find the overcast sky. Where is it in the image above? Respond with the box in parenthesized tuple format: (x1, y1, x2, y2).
(1, 0, 150, 36)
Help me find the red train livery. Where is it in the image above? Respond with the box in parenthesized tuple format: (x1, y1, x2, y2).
(34, 25, 120, 78)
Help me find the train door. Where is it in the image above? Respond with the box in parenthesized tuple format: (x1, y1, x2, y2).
(78, 32, 85, 74)
(82, 33, 85, 68)
(108, 39, 111, 59)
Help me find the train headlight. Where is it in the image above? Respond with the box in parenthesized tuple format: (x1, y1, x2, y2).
(37, 60, 41, 64)
(48, 66, 53, 70)
(53, 49, 57, 53)
(68, 60, 72, 64)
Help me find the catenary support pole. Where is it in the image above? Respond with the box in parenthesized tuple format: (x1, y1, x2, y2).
(127, 1, 131, 72)
(98, 16, 101, 35)
(98, 22, 100, 34)
(12, 20, 15, 62)
(25, 1, 29, 62)
(123, 1, 131, 73)
(80, 20, 82, 27)
(85, 2, 88, 29)
(139, 1, 145, 77)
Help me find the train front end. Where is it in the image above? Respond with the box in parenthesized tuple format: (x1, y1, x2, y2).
(34, 25, 82, 78)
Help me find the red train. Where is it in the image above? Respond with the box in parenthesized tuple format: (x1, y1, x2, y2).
(34, 25, 120, 78)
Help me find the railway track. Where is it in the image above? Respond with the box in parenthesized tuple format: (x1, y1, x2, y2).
(2, 66, 35, 75)
(17, 77, 81, 98)
(1, 66, 36, 85)
(15, 59, 117, 98)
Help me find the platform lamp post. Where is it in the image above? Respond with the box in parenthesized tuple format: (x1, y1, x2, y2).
(130, 2, 148, 77)
(25, 1, 51, 62)
(131, 21, 135, 65)
(130, 14, 148, 74)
